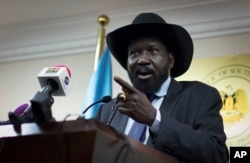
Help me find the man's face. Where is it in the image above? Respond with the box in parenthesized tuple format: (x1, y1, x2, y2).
(127, 36, 174, 95)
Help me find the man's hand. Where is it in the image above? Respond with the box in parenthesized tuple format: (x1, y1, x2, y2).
(114, 76, 156, 126)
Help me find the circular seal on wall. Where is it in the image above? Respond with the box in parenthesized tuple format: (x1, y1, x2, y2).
(202, 64, 250, 147)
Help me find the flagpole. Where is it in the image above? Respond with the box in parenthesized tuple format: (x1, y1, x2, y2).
(94, 15, 109, 71)
(82, 15, 112, 118)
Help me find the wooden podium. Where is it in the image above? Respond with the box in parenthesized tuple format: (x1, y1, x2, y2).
(0, 119, 179, 163)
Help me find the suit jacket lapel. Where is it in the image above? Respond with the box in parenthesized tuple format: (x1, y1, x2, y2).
(110, 110, 129, 133)
(147, 79, 183, 146)
(160, 79, 182, 116)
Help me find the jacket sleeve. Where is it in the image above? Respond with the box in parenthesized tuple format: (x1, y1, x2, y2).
(152, 82, 229, 163)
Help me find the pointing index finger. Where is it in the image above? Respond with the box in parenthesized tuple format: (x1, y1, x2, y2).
(114, 76, 136, 93)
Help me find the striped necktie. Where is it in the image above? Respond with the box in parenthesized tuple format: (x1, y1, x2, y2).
(128, 94, 155, 142)
(128, 121, 147, 142)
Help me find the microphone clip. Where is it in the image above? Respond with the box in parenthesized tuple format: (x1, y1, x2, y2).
(30, 89, 55, 123)
(107, 105, 119, 126)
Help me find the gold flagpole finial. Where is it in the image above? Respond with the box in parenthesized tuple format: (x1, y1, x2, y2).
(98, 14, 109, 26)
(94, 15, 109, 71)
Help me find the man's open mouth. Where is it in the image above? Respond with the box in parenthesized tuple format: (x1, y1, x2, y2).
(137, 72, 153, 80)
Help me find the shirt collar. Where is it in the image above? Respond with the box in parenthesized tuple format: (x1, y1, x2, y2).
(154, 76, 171, 97)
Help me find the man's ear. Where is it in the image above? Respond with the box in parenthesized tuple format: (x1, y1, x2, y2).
(168, 53, 175, 69)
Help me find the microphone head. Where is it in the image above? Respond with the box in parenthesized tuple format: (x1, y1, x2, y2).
(37, 65, 73, 96)
(13, 103, 29, 115)
(55, 64, 71, 78)
(102, 96, 112, 103)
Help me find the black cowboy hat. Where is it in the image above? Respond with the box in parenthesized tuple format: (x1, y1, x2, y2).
(106, 12, 193, 77)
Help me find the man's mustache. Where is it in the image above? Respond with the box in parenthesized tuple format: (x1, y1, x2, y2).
(134, 66, 154, 75)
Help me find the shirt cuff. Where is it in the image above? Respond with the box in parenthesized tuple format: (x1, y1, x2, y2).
(149, 109, 161, 135)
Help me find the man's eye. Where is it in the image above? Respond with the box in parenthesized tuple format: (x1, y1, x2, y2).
(129, 51, 138, 56)
(150, 48, 159, 54)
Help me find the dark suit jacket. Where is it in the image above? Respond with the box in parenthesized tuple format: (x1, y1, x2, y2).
(96, 79, 229, 163)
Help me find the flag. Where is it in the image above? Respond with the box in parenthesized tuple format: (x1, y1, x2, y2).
(81, 48, 112, 118)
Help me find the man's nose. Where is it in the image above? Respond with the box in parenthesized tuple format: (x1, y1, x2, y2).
(137, 51, 150, 64)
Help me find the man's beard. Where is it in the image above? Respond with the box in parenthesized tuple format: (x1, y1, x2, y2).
(128, 67, 169, 96)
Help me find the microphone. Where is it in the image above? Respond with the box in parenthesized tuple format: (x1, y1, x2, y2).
(1, 65, 72, 125)
(8, 103, 31, 126)
(0, 103, 30, 125)
(31, 64, 72, 122)
(82, 96, 112, 114)
(13, 103, 29, 115)
(37, 64, 72, 96)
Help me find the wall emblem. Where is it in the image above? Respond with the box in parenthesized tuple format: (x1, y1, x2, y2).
(203, 64, 250, 147)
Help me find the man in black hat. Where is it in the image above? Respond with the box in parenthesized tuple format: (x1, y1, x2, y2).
(96, 13, 229, 163)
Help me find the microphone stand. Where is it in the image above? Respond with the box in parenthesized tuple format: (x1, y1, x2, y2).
(107, 105, 119, 125)
(79, 96, 112, 120)
(82, 99, 103, 114)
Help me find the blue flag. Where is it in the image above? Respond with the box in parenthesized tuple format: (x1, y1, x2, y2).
(82, 48, 112, 118)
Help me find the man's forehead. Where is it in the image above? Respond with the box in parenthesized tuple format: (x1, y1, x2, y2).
(128, 36, 166, 47)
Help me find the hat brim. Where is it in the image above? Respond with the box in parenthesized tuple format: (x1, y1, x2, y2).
(107, 23, 193, 77)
